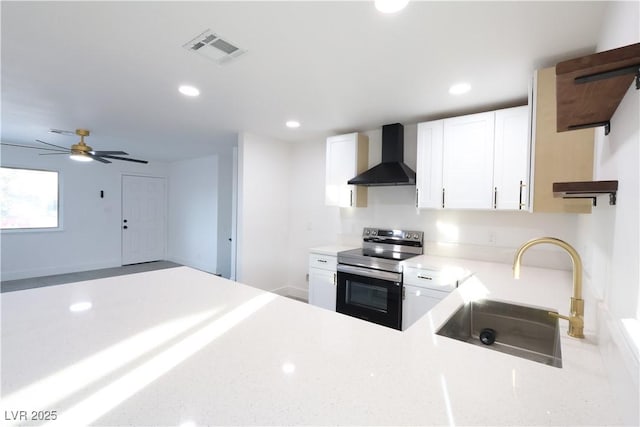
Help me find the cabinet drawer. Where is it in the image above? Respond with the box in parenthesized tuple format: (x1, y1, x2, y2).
(403, 266, 455, 291)
(309, 254, 337, 271)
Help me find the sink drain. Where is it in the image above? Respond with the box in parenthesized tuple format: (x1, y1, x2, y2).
(479, 328, 496, 345)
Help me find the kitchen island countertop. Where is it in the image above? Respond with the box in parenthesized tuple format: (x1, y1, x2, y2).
(1, 261, 622, 426)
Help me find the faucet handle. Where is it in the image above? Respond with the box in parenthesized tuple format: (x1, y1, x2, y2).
(548, 311, 585, 338)
(548, 311, 570, 321)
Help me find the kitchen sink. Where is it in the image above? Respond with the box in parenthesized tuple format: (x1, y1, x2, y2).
(436, 299, 562, 368)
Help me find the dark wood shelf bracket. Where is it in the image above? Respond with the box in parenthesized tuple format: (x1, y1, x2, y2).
(574, 63, 640, 86)
(555, 43, 640, 134)
(553, 180, 618, 207)
(568, 63, 640, 136)
(568, 120, 611, 135)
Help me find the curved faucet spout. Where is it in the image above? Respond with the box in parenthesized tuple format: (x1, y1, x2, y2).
(512, 237, 585, 338)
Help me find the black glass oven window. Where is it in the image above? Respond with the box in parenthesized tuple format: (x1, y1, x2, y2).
(347, 280, 388, 312)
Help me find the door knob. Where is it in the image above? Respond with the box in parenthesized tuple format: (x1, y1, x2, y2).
(123, 225, 128, 229)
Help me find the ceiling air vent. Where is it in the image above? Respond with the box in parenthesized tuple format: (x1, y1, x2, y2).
(183, 29, 246, 65)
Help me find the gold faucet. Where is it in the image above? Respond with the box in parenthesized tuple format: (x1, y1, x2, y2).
(513, 237, 585, 338)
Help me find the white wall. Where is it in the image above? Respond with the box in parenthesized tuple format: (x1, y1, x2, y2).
(575, 2, 639, 424)
(1, 146, 169, 280)
(167, 155, 218, 274)
(237, 132, 291, 291)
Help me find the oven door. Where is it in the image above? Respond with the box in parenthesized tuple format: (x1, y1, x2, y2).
(336, 264, 402, 330)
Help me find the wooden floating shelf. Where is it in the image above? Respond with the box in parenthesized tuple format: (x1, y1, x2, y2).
(556, 43, 640, 134)
(553, 180, 619, 206)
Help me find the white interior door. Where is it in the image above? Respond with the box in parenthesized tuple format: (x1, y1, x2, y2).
(122, 175, 167, 265)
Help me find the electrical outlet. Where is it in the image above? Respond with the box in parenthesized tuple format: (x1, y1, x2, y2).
(488, 231, 496, 244)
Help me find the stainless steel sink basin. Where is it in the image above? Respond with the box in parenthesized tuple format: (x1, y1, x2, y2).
(436, 299, 562, 368)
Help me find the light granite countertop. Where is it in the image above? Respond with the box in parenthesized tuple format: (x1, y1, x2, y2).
(0, 261, 623, 426)
(308, 245, 358, 256)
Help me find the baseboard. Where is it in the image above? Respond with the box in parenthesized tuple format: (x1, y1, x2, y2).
(597, 302, 640, 425)
(270, 286, 308, 302)
(166, 256, 216, 275)
(0, 260, 120, 281)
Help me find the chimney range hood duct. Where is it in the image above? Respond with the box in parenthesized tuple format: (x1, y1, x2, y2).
(348, 123, 416, 186)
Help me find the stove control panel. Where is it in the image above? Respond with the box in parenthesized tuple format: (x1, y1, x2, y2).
(362, 228, 423, 243)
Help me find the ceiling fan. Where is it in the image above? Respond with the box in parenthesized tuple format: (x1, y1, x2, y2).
(1, 128, 148, 164)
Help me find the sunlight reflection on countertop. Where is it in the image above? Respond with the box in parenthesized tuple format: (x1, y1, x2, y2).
(0, 264, 624, 426)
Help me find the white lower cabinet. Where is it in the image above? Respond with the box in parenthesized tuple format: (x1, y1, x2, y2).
(402, 285, 450, 330)
(402, 266, 457, 330)
(308, 253, 337, 311)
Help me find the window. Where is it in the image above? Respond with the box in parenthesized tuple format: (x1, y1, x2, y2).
(0, 167, 59, 230)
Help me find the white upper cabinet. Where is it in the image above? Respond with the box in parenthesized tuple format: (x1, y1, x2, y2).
(416, 120, 444, 208)
(325, 133, 369, 207)
(493, 106, 531, 210)
(442, 111, 495, 209)
(416, 107, 531, 211)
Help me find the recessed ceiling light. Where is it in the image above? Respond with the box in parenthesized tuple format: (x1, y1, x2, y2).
(448, 82, 472, 95)
(282, 362, 296, 374)
(286, 120, 301, 128)
(375, 0, 409, 13)
(178, 85, 200, 97)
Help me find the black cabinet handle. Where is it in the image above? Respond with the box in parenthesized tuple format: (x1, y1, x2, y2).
(123, 225, 128, 229)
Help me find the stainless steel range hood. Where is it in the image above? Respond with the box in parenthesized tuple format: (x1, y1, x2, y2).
(347, 123, 416, 186)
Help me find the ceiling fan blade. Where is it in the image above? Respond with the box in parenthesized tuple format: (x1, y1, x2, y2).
(99, 155, 148, 164)
(91, 150, 128, 155)
(39, 152, 72, 156)
(88, 154, 112, 164)
(1, 142, 69, 153)
(36, 139, 71, 150)
(49, 129, 76, 136)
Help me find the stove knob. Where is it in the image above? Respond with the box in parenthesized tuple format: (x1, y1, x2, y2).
(372, 230, 377, 236)
(364, 229, 370, 235)
(413, 233, 419, 239)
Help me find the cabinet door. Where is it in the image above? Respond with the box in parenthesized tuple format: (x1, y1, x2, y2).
(309, 268, 337, 311)
(442, 112, 495, 209)
(493, 106, 531, 210)
(325, 133, 368, 207)
(416, 120, 444, 208)
(402, 285, 449, 330)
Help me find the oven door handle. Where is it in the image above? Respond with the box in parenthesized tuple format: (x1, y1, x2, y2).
(337, 264, 402, 283)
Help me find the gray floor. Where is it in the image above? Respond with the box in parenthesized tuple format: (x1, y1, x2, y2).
(1, 261, 182, 293)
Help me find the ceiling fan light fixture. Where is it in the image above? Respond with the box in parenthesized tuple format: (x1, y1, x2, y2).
(70, 152, 93, 162)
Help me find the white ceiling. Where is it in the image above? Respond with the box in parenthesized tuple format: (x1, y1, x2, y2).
(1, 1, 609, 162)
